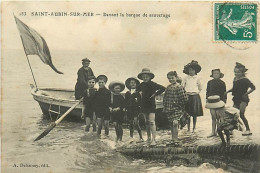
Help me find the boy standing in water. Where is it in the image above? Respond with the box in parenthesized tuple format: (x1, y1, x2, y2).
(81, 76, 97, 132)
(225, 62, 255, 136)
(125, 77, 143, 141)
(163, 71, 188, 144)
(94, 75, 111, 138)
(109, 81, 125, 142)
(137, 68, 165, 146)
(206, 69, 226, 137)
(182, 60, 204, 132)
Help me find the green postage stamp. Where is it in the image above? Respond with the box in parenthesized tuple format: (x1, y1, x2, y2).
(214, 3, 258, 41)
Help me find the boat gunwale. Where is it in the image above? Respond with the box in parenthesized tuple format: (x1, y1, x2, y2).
(31, 88, 78, 103)
(35, 87, 74, 92)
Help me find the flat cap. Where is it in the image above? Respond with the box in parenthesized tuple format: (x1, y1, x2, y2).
(82, 58, 91, 62)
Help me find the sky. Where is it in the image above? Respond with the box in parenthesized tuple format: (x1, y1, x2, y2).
(2, 1, 260, 107)
(2, 1, 259, 53)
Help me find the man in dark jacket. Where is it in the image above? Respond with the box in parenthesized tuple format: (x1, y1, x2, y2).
(75, 58, 95, 100)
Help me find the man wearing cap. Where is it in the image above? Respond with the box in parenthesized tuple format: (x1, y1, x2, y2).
(75, 58, 95, 100)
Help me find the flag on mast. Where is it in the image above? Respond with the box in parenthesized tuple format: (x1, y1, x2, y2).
(14, 15, 63, 74)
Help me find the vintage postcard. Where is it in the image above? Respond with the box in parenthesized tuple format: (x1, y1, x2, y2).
(1, 1, 260, 173)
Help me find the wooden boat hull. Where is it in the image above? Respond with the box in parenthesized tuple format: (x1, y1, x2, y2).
(31, 87, 84, 121)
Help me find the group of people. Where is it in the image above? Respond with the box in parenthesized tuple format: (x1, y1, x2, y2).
(75, 58, 255, 146)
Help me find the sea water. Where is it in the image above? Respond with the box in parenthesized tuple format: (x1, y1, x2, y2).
(2, 49, 259, 173)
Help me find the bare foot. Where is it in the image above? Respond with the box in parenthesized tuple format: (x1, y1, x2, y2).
(150, 140, 156, 146)
(139, 138, 144, 142)
(207, 133, 216, 138)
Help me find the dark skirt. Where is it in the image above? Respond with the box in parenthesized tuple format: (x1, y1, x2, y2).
(186, 94, 203, 117)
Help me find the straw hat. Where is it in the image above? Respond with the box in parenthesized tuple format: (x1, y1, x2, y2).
(183, 60, 201, 75)
(109, 81, 125, 92)
(125, 77, 140, 90)
(82, 58, 91, 62)
(97, 75, 108, 83)
(205, 95, 225, 109)
(210, 69, 224, 78)
(137, 68, 155, 80)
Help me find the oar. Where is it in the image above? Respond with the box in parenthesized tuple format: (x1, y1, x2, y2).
(34, 98, 83, 141)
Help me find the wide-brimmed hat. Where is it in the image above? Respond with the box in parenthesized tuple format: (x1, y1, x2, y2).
(235, 62, 248, 72)
(210, 69, 224, 78)
(125, 77, 140, 89)
(82, 58, 91, 62)
(137, 68, 155, 80)
(97, 75, 108, 83)
(109, 81, 125, 92)
(205, 95, 225, 109)
(183, 60, 201, 75)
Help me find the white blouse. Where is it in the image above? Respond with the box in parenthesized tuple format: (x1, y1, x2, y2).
(182, 75, 202, 94)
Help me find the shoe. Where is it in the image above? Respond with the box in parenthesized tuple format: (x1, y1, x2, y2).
(242, 130, 252, 136)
